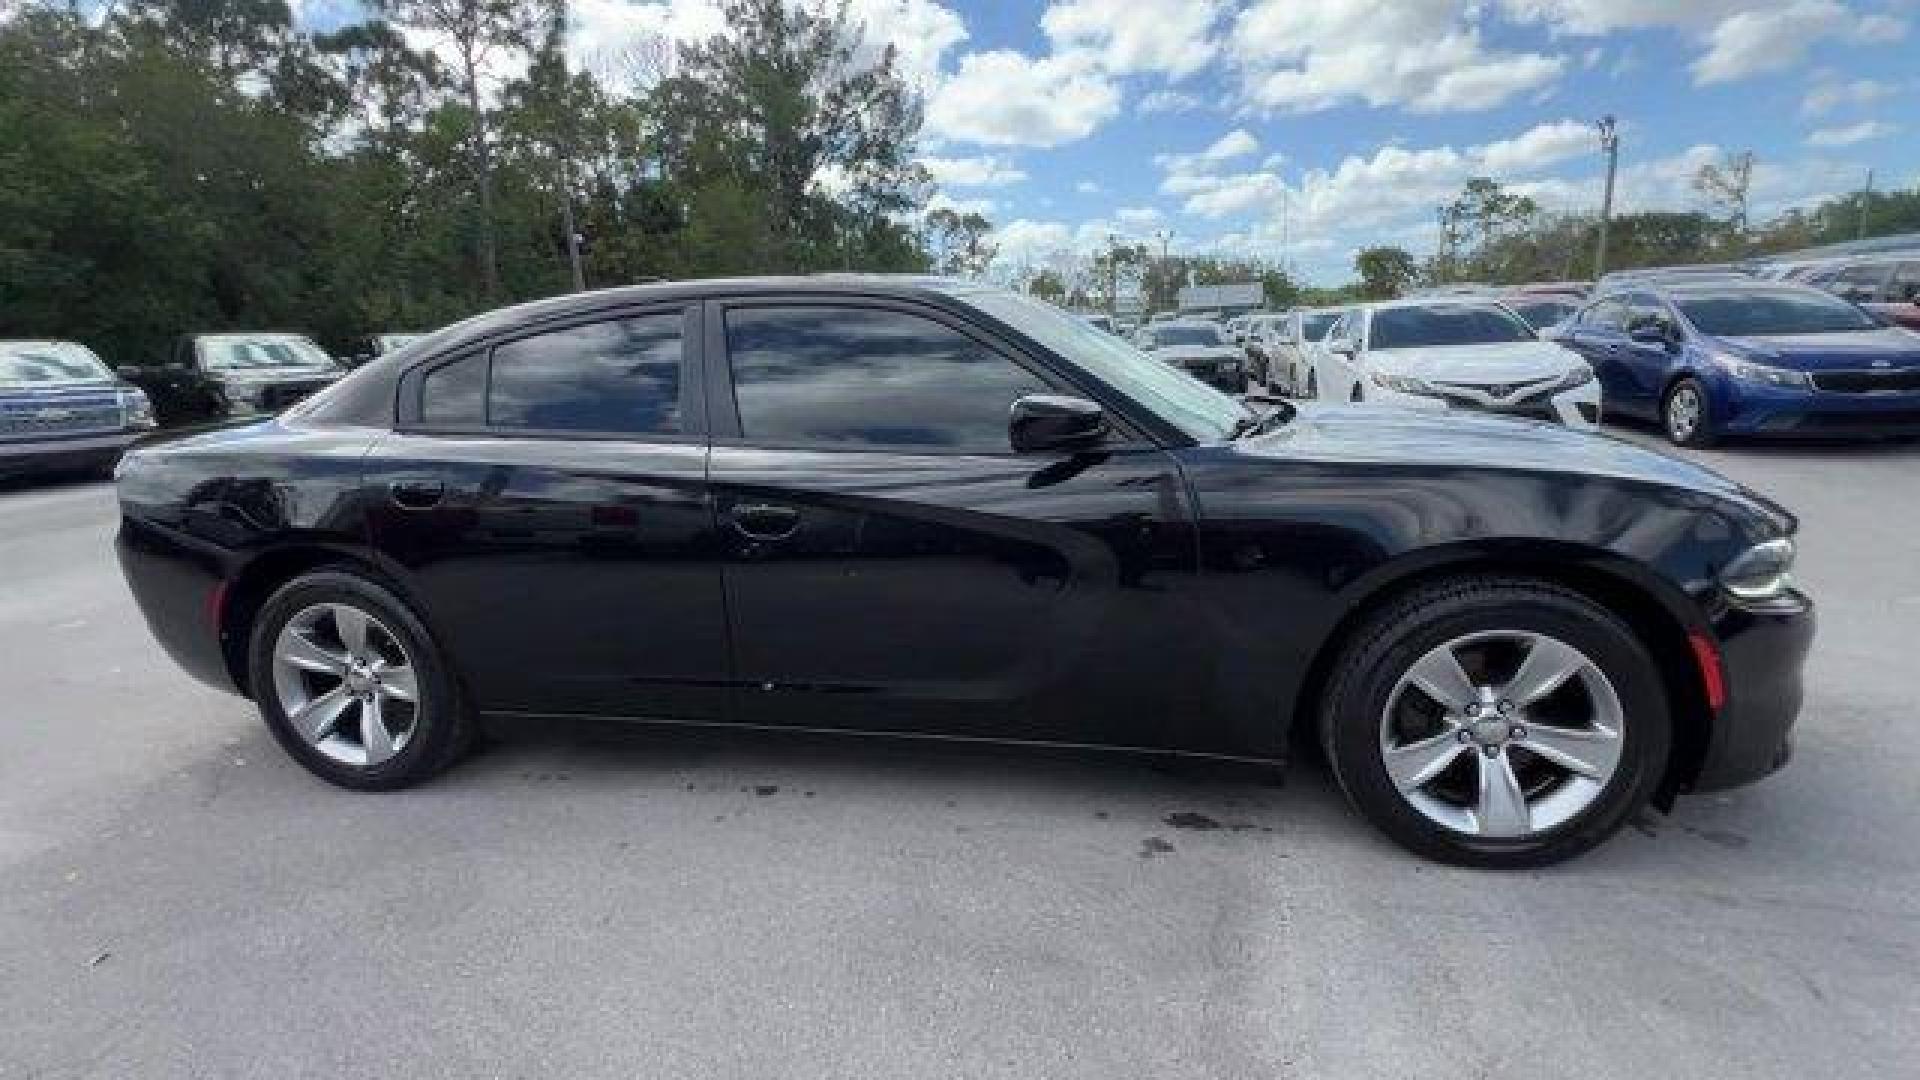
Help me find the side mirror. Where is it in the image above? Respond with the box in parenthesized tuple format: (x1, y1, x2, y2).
(1010, 394, 1108, 454)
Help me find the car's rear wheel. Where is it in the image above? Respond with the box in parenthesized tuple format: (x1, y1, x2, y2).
(249, 570, 473, 790)
(1320, 577, 1671, 867)
(1663, 377, 1715, 447)
(1306, 370, 1319, 399)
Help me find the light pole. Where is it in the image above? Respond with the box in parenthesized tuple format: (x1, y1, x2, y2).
(1593, 115, 1619, 281)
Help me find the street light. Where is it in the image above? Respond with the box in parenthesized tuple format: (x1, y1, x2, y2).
(1593, 115, 1619, 281)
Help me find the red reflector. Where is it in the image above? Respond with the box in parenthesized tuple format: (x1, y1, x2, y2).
(1689, 632, 1726, 713)
(206, 580, 230, 632)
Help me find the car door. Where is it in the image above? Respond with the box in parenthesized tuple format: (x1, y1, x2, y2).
(360, 303, 731, 721)
(1569, 298, 1639, 413)
(1620, 292, 1681, 406)
(703, 297, 1208, 749)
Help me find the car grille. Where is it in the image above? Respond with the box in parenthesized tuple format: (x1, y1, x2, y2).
(1429, 380, 1563, 421)
(1810, 368, 1920, 395)
(0, 397, 124, 438)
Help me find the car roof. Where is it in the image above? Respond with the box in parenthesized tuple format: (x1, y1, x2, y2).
(1357, 296, 1517, 313)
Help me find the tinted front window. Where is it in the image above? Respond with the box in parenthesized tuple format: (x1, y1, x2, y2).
(1892, 262, 1920, 303)
(1301, 313, 1337, 341)
(1509, 300, 1577, 329)
(1675, 290, 1880, 335)
(0, 342, 112, 386)
(1368, 305, 1534, 350)
(489, 315, 683, 434)
(1582, 299, 1628, 331)
(1148, 325, 1225, 348)
(199, 336, 333, 370)
(726, 306, 1049, 452)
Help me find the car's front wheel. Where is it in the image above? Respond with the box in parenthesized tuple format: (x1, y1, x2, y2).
(1320, 577, 1671, 867)
(249, 570, 473, 790)
(1662, 377, 1715, 447)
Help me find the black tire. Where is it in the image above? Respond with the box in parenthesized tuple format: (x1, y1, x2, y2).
(248, 569, 473, 790)
(1319, 576, 1671, 868)
(1662, 376, 1716, 447)
(1350, 383, 1364, 403)
(1306, 370, 1318, 399)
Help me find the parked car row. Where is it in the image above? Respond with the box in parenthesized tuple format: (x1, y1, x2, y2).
(1, 330, 426, 479)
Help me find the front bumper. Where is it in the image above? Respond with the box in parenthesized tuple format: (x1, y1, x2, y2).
(1693, 590, 1815, 790)
(1368, 380, 1602, 430)
(0, 430, 144, 477)
(1719, 380, 1920, 438)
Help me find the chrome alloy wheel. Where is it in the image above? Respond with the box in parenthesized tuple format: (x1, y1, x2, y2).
(271, 602, 420, 767)
(1378, 631, 1624, 838)
(1666, 383, 1702, 442)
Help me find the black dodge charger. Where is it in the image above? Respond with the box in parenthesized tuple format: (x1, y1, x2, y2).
(115, 276, 1813, 866)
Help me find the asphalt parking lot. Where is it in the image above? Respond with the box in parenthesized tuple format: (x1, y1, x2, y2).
(3, 428, 1917, 1080)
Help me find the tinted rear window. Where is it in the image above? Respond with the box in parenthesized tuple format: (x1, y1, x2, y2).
(489, 315, 684, 434)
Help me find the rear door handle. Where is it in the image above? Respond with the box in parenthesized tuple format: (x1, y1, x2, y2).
(389, 480, 446, 509)
(728, 503, 801, 540)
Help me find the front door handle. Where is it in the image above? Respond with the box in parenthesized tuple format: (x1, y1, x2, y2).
(389, 480, 446, 509)
(728, 503, 801, 540)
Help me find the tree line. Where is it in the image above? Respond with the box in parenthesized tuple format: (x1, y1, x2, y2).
(0, 0, 935, 363)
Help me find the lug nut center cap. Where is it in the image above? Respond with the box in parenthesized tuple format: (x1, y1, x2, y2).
(1469, 718, 1510, 746)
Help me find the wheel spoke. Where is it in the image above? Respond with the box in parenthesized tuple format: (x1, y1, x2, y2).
(361, 695, 396, 764)
(333, 605, 372, 662)
(1405, 645, 1477, 710)
(281, 630, 347, 675)
(1502, 636, 1587, 707)
(1474, 752, 1532, 837)
(376, 662, 417, 703)
(1384, 732, 1468, 792)
(290, 685, 354, 744)
(1522, 723, 1621, 780)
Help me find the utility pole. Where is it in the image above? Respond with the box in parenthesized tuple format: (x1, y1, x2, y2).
(1593, 114, 1619, 282)
(558, 159, 586, 292)
(1105, 235, 1119, 320)
(1858, 168, 1875, 241)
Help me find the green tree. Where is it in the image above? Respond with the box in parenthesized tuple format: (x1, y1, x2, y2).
(924, 207, 997, 278)
(1355, 246, 1416, 299)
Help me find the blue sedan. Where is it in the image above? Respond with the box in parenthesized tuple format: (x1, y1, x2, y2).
(1557, 281, 1920, 445)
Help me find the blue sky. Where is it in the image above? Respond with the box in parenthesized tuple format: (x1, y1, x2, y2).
(318, 0, 1920, 284)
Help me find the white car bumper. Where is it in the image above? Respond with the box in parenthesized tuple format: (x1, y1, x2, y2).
(1368, 379, 1602, 431)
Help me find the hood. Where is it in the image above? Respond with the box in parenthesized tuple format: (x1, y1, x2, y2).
(1370, 341, 1581, 384)
(214, 365, 342, 384)
(0, 378, 126, 400)
(1709, 326, 1920, 371)
(1233, 402, 1790, 524)
(1148, 346, 1241, 363)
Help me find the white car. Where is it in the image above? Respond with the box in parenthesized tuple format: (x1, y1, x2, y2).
(1311, 299, 1601, 430)
(1250, 307, 1343, 397)
(1132, 319, 1245, 392)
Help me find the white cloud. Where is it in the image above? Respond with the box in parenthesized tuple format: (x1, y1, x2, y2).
(1692, 1, 1845, 84)
(1115, 205, 1163, 226)
(1806, 120, 1898, 147)
(1041, 0, 1223, 78)
(926, 49, 1121, 147)
(926, 192, 998, 217)
(1802, 77, 1899, 116)
(1138, 89, 1204, 115)
(1204, 129, 1259, 162)
(1232, 0, 1564, 113)
(1075, 180, 1102, 194)
(920, 154, 1028, 187)
(1475, 119, 1595, 174)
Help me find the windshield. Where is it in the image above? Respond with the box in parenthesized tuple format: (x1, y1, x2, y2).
(1676, 289, 1882, 335)
(1369, 304, 1535, 350)
(1146, 324, 1225, 348)
(1301, 313, 1337, 341)
(0, 341, 114, 387)
(199, 335, 334, 371)
(961, 290, 1244, 443)
(1508, 299, 1578, 330)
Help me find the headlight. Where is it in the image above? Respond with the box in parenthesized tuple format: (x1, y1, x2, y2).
(1717, 354, 1811, 389)
(120, 388, 156, 429)
(1370, 371, 1435, 395)
(1720, 537, 1796, 602)
(1552, 364, 1596, 392)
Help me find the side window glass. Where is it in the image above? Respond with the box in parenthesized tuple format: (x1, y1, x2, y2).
(1891, 262, 1920, 303)
(725, 305, 1051, 452)
(1833, 263, 1890, 301)
(420, 352, 486, 427)
(489, 314, 684, 435)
